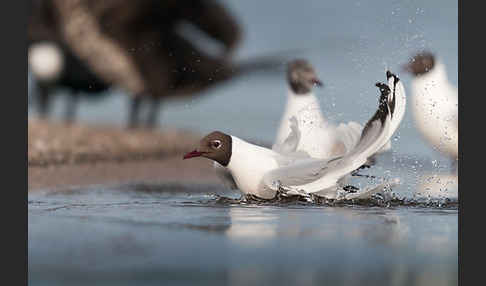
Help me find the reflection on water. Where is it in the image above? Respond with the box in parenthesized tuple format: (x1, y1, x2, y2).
(29, 179, 457, 286)
(225, 208, 279, 246)
(224, 206, 412, 247)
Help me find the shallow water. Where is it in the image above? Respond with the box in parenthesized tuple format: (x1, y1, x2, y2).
(29, 155, 457, 286)
(28, 189, 457, 286)
(28, 0, 457, 284)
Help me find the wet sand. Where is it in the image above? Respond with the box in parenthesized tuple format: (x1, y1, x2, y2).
(28, 119, 219, 192)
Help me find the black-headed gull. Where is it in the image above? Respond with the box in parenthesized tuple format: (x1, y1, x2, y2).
(403, 51, 458, 160)
(185, 71, 406, 199)
(213, 60, 396, 189)
(274, 59, 364, 158)
(274, 59, 392, 159)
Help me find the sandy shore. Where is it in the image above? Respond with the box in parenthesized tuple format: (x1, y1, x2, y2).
(28, 119, 220, 192)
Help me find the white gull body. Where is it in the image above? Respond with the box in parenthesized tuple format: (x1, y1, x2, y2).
(222, 72, 405, 199)
(410, 62, 458, 159)
(226, 136, 281, 199)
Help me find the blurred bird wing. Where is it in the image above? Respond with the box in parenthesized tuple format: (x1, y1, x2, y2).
(335, 121, 363, 153)
(180, 0, 242, 53)
(272, 116, 301, 154)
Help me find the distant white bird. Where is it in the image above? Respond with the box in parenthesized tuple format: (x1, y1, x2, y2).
(273, 59, 391, 159)
(185, 71, 406, 199)
(28, 42, 65, 82)
(404, 51, 458, 160)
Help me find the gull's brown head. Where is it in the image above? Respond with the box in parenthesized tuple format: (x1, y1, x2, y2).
(403, 51, 435, 76)
(183, 131, 232, 166)
(287, 59, 323, 94)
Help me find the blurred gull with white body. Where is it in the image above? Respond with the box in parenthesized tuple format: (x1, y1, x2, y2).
(273, 59, 392, 159)
(404, 51, 458, 161)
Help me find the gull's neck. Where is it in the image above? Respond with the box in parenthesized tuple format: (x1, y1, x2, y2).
(411, 62, 449, 90)
(226, 136, 276, 173)
(410, 61, 456, 110)
(287, 88, 317, 101)
(284, 88, 324, 115)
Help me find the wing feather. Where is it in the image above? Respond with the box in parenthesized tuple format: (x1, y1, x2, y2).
(262, 71, 405, 194)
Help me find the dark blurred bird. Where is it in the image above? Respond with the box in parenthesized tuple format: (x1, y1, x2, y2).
(28, 0, 111, 122)
(29, 0, 280, 128)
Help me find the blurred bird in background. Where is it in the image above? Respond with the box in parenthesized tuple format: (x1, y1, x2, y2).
(28, 0, 280, 128)
(403, 51, 458, 164)
(28, 0, 112, 122)
(403, 51, 458, 197)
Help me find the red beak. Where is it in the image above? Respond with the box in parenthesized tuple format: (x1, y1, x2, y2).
(183, 149, 204, 160)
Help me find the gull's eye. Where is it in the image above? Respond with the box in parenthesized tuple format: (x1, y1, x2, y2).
(210, 140, 222, 149)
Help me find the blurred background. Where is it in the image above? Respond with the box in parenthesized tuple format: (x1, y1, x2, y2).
(28, 0, 457, 160)
(28, 1, 458, 285)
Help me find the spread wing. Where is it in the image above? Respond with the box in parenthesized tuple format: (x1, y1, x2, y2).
(387, 71, 406, 139)
(371, 71, 406, 154)
(263, 117, 389, 193)
(262, 71, 405, 194)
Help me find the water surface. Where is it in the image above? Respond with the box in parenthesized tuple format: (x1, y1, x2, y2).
(29, 157, 457, 286)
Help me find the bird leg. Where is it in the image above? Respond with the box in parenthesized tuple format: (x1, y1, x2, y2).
(64, 91, 79, 124)
(36, 85, 51, 119)
(128, 95, 143, 129)
(146, 97, 161, 129)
